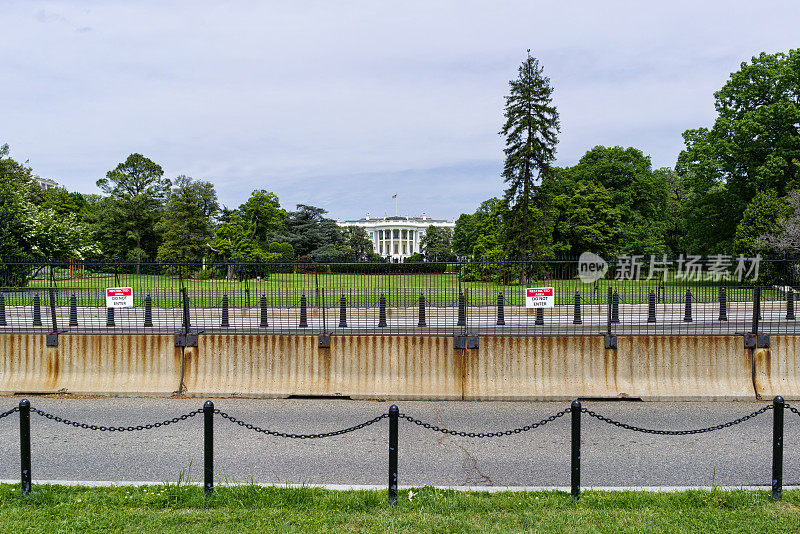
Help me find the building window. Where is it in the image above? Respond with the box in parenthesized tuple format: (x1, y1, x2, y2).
(402, 230, 407, 239)
(403, 243, 407, 254)
(393, 229, 399, 239)
(379, 243, 383, 254)
(394, 244, 398, 254)
(370, 232, 374, 239)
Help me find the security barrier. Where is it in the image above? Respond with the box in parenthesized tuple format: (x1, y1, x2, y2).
(753, 336, 800, 400)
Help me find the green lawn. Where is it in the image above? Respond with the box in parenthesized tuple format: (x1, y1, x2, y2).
(11, 271, 781, 308)
(0, 484, 797, 533)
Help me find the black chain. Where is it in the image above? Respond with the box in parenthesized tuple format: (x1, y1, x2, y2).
(580, 404, 773, 435)
(787, 404, 800, 418)
(31, 407, 202, 431)
(215, 410, 389, 439)
(0, 406, 19, 420)
(400, 408, 571, 438)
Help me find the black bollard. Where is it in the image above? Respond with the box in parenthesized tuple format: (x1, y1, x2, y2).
(388, 404, 399, 506)
(32, 294, 42, 327)
(204, 400, 214, 496)
(606, 287, 613, 333)
(0, 293, 6, 326)
(535, 307, 544, 326)
(143, 294, 153, 328)
(260, 295, 268, 327)
(378, 293, 387, 328)
(786, 291, 795, 321)
(220, 294, 229, 327)
(338, 294, 348, 328)
(69, 293, 78, 327)
(457, 291, 466, 327)
(496, 292, 505, 326)
(106, 307, 115, 327)
(611, 290, 620, 324)
(573, 291, 582, 325)
(19, 399, 31, 495)
(571, 399, 581, 502)
(647, 290, 656, 323)
(418, 292, 427, 327)
(718, 287, 728, 321)
(299, 294, 308, 328)
(772, 396, 784, 501)
(752, 286, 761, 334)
(683, 289, 693, 323)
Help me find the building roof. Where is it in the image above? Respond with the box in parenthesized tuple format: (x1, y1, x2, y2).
(339, 213, 453, 224)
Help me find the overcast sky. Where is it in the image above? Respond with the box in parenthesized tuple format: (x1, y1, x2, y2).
(2, 1, 799, 221)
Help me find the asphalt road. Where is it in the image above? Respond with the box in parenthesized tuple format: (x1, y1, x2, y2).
(0, 397, 798, 488)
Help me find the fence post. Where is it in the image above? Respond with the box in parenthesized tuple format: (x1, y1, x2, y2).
(378, 293, 387, 328)
(457, 291, 466, 327)
(19, 399, 31, 495)
(571, 399, 581, 502)
(718, 287, 728, 321)
(32, 294, 42, 327)
(388, 404, 399, 506)
(259, 295, 268, 327)
(772, 395, 784, 502)
(220, 294, 229, 327)
(786, 291, 795, 321)
(339, 294, 348, 328)
(48, 287, 58, 331)
(181, 287, 190, 330)
(752, 286, 761, 334)
(299, 294, 308, 328)
(143, 294, 153, 328)
(683, 289, 693, 323)
(0, 293, 6, 326)
(204, 400, 214, 496)
(647, 290, 656, 323)
(69, 293, 78, 327)
(418, 292, 426, 327)
(106, 306, 115, 327)
(611, 290, 620, 324)
(496, 292, 505, 326)
(572, 291, 582, 325)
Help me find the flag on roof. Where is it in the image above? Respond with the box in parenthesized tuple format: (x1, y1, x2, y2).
(392, 194, 397, 199)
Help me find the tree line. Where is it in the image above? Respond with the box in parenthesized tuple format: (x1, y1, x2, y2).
(2, 49, 798, 276)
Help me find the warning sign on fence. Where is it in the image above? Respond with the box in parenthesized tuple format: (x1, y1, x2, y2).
(525, 287, 554, 308)
(106, 287, 133, 308)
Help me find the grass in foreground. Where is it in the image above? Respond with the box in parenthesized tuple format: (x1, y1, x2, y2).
(0, 484, 798, 533)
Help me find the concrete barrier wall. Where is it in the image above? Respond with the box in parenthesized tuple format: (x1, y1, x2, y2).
(753, 336, 800, 400)
(0, 333, 773, 400)
(182, 334, 459, 399)
(0, 334, 180, 396)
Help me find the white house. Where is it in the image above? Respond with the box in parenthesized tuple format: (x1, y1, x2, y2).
(337, 213, 455, 263)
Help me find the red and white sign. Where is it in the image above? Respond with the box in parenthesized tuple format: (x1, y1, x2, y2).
(525, 287, 554, 308)
(106, 287, 133, 308)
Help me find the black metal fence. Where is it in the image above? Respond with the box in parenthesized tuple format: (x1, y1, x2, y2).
(2, 396, 798, 502)
(1, 256, 799, 336)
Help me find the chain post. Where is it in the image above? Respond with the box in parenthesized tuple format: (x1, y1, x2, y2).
(19, 399, 31, 495)
(772, 396, 784, 501)
(204, 400, 214, 496)
(388, 404, 399, 506)
(571, 399, 581, 501)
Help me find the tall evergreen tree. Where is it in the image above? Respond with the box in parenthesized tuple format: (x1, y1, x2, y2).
(500, 51, 560, 256)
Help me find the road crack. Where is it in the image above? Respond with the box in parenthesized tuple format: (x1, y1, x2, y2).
(433, 405, 494, 486)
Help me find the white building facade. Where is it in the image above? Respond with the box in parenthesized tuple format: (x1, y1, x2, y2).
(337, 213, 455, 263)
